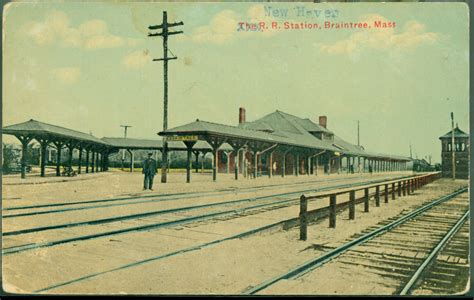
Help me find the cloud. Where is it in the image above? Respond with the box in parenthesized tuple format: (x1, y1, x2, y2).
(189, 10, 240, 44)
(24, 10, 141, 50)
(181, 5, 282, 45)
(122, 50, 151, 69)
(51, 67, 81, 84)
(84, 35, 124, 49)
(319, 15, 440, 56)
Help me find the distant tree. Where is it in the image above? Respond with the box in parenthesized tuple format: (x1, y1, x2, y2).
(27, 144, 40, 166)
(2, 143, 20, 173)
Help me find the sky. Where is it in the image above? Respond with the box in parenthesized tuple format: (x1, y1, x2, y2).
(2, 2, 469, 163)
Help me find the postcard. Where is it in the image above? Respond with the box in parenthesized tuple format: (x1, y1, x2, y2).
(1, 1, 470, 296)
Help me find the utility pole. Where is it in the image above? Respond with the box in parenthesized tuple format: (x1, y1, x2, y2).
(357, 120, 360, 147)
(409, 143, 412, 158)
(451, 112, 456, 180)
(357, 120, 360, 172)
(120, 125, 132, 170)
(149, 11, 183, 183)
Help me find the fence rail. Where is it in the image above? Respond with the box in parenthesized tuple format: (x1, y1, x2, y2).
(299, 172, 442, 240)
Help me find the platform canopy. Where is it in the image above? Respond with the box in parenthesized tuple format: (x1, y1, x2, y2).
(2, 119, 233, 152)
(3, 119, 109, 150)
(101, 137, 233, 152)
(2, 119, 238, 179)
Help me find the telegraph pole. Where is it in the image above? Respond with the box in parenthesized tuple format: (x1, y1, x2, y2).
(357, 120, 360, 146)
(451, 112, 456, 180)
(357, 120, 360, 172)
(149, 11, 183, 183)
(120, 125, 132, 170)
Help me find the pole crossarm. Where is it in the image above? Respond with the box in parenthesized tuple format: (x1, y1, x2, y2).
(149, 30, 183, 37)
(148, 21, 184, 30)
(153, 57, 177, 62)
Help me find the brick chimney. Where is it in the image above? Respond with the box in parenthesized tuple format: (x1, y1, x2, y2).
(239, 107, 246, 124)
(319, 116, 327, 128)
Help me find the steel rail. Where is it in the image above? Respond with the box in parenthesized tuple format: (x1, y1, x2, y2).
(399, 209, 470, 295)
(33, 217, 295, 293)
(32, 176, 438, 293)
(2, 175, 424, 255)
(3, 173, 414, 218)
(243, 186, 468, 295)
(3, 175, 417, 236)
(5, 173, 382, 211)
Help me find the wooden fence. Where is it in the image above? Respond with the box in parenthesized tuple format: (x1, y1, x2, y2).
(298, 172, 442, 240)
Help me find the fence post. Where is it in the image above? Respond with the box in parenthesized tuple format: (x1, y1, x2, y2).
(384, 184, 389, 203)
(398, 181, 402, 197)
(375, 185, 380, 207)
(391, 182, 396, 200)
(299, 195, 307, 241)
(403, 180, 407, 196)
(349, 190, 355, 220)
(329, 195, 336, 228)
(364, 188, 369, 212)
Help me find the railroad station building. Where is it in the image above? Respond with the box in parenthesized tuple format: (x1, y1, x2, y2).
(3, 108, 412, 182)
(159, 108, 412, 182)
(439, 125, 470, 179)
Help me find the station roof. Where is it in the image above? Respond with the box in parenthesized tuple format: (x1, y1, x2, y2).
(3, 117, 410, 160)
(160, 110, 412, 161)
(160, 119, 341, 152)
(439, 126, 469, 139)
(101, 137, 232, 151)
(240, 110, 333, 135)
(2, 119, 108, 147)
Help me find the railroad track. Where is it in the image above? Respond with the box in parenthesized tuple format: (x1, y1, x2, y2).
(402, 215, 470, 295)
(3, 173, 413, 218)
(244, 186, 469, 295)
(3, 175, 419, 255)
(32, 174, 442, 294)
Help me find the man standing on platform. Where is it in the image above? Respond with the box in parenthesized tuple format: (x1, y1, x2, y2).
(143, 152, 158, 190)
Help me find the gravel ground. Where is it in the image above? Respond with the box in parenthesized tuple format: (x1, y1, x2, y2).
(2, 169, 410, 207)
